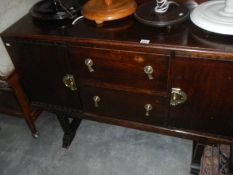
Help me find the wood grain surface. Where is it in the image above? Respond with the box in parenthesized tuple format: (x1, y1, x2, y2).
(82, 0, 137, 24)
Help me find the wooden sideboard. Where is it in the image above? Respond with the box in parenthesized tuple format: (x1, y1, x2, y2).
(1, 5, 233, 172)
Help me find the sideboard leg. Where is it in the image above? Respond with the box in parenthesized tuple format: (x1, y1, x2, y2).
(190, 141, 205, 175)
(229, 145, 233, 174)
(56, 114, 82, 148)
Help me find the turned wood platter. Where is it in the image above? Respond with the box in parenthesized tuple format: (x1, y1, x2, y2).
(82, 0, 137, 24)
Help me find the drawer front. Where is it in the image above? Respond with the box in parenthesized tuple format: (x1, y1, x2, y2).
(69, 46, 169, 95)
(80, 85, 168, 126)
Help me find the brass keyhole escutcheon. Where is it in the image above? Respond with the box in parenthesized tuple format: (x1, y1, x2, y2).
(170, 88, 187, 106)
(144, 104, 153, 116)
(85, 58, 94, 72)
(62, 74, 77, 91)
(144, 65, 154, 80)
(93, 96, 101, 108)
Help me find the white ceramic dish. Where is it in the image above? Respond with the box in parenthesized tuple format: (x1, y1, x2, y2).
(190, 0, 233, 35)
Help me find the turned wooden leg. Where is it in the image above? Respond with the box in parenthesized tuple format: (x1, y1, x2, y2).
(56, 114, 82, 148)
(7, 71, 39, 137)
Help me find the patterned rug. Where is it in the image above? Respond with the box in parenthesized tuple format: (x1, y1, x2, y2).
(199, 145, 231, 175)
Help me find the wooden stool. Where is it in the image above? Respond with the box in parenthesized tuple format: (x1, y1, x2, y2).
(0, 71, 41, 138)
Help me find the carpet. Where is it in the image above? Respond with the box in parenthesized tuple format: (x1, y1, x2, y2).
(0, 112, 192, 175)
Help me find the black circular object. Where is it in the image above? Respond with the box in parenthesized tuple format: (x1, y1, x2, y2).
(30, 0, 81, 21)
(134, 1, 189, 27)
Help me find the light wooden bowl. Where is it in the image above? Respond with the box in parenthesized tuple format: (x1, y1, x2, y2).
(82, 0, 137, 24)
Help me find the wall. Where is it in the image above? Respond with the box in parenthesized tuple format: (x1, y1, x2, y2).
(0, 0, 39, 77)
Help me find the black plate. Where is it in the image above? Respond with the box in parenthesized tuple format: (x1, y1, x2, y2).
(30, 0, 82, 21)
(134, 1, 189, 27)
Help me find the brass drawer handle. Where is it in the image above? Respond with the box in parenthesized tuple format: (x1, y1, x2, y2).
(62, 74, 77, 91)
(85, 58, 94, 72)
(93, 96, 101, 107)
(144, 104, 153, 116)
(144, 65, 154, 80)
(170, 88, 187, 106)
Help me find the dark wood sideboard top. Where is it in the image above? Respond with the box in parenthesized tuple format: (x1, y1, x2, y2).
(2, 14, 233, 60)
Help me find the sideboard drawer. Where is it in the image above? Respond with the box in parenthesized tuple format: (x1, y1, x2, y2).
(80, 85, 168, 126)
(69, 46, 169, 95)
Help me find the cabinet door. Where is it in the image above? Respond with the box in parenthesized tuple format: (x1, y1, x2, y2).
(170, 57, 233, 138)
(5, 40, 81, 112)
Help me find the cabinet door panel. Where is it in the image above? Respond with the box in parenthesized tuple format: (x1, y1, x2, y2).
(6, 41, 81, 111)
(170, 57, 233, 137)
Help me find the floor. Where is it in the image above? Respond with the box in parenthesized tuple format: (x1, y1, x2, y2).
(0, 112, 192, 175)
